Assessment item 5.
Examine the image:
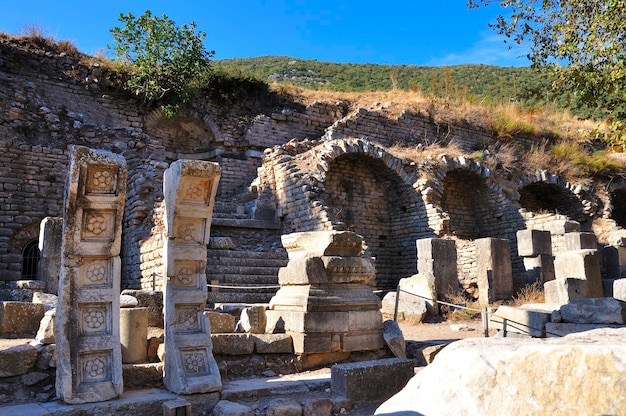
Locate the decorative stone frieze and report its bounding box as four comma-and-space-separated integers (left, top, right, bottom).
162, 159, 222, 394
55, 146, 126, 404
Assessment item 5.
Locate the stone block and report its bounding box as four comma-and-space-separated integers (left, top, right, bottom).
475, 238, 513, 305
545, 322, 625, 337
399, 272, 438, 315
122, 362, 164, 390
554, 249, 603, 297
0, 344, 38, 377
564, 232, 597, 251
204, 311, 235, 333
281, 231, 364, 259
516, 229, 552, 257
32, 292, 58, 310
212, 400, 254, 416
211, 333, 255, 355
416, 238, 458, 296
559, 297, 626, 324
380, 291, 427, 324
252, 334, 293, 354
490, 305, 551, 337
383, 320, 406, 358
544, 278, 588, 304
36, 344, 56, 370
266, 399, 302, 416
604, 246, 626, 279
331, 358, 414, 402
35, 308, 56, 344
522, 254, 555, 284
238, 305, 267, 334
0, 301, 47, 335
614, 278, 626, 301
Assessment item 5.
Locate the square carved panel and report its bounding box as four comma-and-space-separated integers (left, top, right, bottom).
85, 165, 119, 195
81, 209, 116, 241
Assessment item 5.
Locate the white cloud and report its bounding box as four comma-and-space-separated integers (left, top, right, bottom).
429, 32, 530, 67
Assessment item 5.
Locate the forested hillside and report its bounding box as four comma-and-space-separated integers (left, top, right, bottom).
214, 56, 567, 112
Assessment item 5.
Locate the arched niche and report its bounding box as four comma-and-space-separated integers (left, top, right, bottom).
21, 240, 40, 280
519, 182, 584, 222
324, 153, 428, 291
441, 168, 501, 239
610, 187, 626, 227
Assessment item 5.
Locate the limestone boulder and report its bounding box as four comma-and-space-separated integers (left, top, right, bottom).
0, 344, 38, 377
0, 301, 47, 335
381, 291, 427, 324
35, 308, 56, 344
559, 297, 626, 324
375, 328, 626, 415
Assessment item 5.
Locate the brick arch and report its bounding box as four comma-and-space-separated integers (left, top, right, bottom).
312, 138, 418, 187
289, 138, 435, 290
145, 108, 221, 156
516, 171, 592, 222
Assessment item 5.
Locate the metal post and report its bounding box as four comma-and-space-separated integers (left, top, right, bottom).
393, 285, 400, 322
481, 307, 489, 337
152, 272, 156, 291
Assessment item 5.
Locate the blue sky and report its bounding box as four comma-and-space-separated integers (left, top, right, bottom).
0, 1, 529, 67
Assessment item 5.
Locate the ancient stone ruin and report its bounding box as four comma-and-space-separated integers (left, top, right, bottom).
55, 145, 126, 404
2, 36, 626, 414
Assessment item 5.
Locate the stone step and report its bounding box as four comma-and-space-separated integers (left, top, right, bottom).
206, 255, 287, 268
220, 369, 331, 401
212, 217, 281, 230
207, 249, 287, 260
220, 274, 279, 285
208, 291, 277, 305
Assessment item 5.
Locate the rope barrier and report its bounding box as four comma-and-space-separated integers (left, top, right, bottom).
207, 283, 281, 290
394, 285, 563, 337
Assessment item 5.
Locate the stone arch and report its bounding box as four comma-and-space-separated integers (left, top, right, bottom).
441, 168, 505, 239
311, 139, 433, 291
518, 180, 586, 223
145, 108, 221, 158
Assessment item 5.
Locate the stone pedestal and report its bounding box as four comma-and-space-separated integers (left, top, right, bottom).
416, 238, 457, 298
266, 231, 383, 356
516, 229, 552, 257
120, 307, 148, 364
544, 278, 588, 304
37, 217, 63, 295
475, 238, 513, 305
517, 230, 554, 285
162, 159, 221, 394
564, 232, 597, 251
55, 146, 126, 404
554, 249, 602, 297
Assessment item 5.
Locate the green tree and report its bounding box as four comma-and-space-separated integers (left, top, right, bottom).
468, 0, 626, 128
109, 10, 214, 116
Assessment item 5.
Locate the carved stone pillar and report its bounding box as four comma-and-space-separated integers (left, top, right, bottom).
163, 160, 222, 394
55, 146, 126, 404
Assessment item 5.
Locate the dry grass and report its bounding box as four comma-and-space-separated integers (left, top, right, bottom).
510, 282, 545, 306
386, 141, 466, 165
